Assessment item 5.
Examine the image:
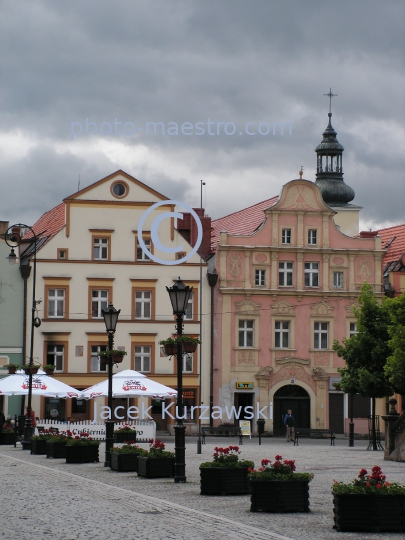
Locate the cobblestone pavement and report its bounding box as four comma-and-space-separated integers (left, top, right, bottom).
1, 437, 404, 540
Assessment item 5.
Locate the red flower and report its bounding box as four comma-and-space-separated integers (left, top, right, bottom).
274, 454, 282, 461
376, 483, 382, 489
358, 468, 367, 477
366, 482, 370, 487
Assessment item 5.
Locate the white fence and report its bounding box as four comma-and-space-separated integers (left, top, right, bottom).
36, 419, 156, 442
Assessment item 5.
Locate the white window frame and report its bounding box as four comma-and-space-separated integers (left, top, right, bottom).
91, 290, 108, 318
46, 344, 64, 371
135, 345, 151, 372
238, 320, 254, 347
349, 322, 357, 336
184, 291, 194, 320
90, 345, 107, 372
255, 269, 266, 287
305, 262, 319, 287
137, 238, 151, 261
314, 322, 328, 349
182, 353, 193, 373
279, 261, 293, 287
48, 289, 65, 318
308, 229, 317, 245
93, 237, 108, 260
281, 229, 291, 244
135, 291, 152, 319
275, 321, 290, 348
333, 271, 344, 289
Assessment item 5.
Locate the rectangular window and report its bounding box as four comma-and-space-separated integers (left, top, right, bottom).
182, 353, 193, 373
308, 230, 317, 245
48, 289, 65, 318
46, 344, 64, 371
333, 271, 344, 289
279, 262, 293, 286
93, 238, 108, 260
275, 321, 290, 348
255, 269, 266, 286
135, 291, 151, 319
349, 322, 357, 336
91, 290, 108, 318
305, 262, 319, 287
137, 238, 151, 261
238, 320, 254, 347
184, 291, 194, 320
90, 345, 107, 372
135, 346, 151, 372
281, 229, 291, 244
314, 322, 328, 349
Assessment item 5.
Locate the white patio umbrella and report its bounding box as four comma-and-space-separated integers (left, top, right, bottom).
0, 371, 81, 398
81, 369, 177, 399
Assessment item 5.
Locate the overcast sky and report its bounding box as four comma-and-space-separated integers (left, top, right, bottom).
1, 0, 404, 232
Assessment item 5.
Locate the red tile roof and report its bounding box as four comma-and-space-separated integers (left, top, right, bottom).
23, 202, 65, 250
376, 223, 405, 265
211, 196, 278, 250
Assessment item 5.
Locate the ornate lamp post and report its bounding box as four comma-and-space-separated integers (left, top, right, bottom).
5, 224, 41, 450
101, 302, 120, 467
166, 277, 193, 483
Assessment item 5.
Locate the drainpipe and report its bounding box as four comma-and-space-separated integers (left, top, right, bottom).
207, 270, 218, 428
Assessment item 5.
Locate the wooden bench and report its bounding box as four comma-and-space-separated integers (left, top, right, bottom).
294, 428, 335, 446
201, 426, 243, 445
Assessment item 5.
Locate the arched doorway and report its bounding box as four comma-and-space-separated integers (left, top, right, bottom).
273, 385, 310, 435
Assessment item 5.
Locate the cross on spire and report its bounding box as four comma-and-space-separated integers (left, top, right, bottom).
323, 88, 338, 114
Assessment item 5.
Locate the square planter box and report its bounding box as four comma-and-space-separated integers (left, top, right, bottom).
137, 457, 175, 478
113, 431, 137, 444
46, 441, 67, 459
200, 467, 251, 495
30, 438, 48, 455
333, 493, 405, 532
0, 432, 16, 445
110, 452, 140, 472
250, 480, 310, 512
65, 444, 100, 463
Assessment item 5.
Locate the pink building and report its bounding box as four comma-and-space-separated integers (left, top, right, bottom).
210, 112, 385, 435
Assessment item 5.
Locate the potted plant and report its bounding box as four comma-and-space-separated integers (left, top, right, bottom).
44, 364, 56, 375
200, 445, 254, 495
31, 429, 54, 454
332, 466, 405, 532
65, 432, 100, 463
159, 335, 201, 356
113, 424, 137, 443
0, 420, 17, 445
3, 363, 20, 374
110, 443, 147, 472
137, 439, 175, 478
332, 382, 342, 391
46, 431, 70, 459
98, 349, 127, 364
249, 454, 314, 512
24, 363, 42, 375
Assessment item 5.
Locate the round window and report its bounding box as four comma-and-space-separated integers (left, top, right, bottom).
112, 182, 127, 197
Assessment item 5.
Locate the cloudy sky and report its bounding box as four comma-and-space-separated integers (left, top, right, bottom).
1, 0, 404, 231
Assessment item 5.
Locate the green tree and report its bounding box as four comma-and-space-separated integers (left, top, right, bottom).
333, 282, 393, 450
384, 292, 405, 395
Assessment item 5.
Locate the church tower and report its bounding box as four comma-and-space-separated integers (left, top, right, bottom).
315, 90, 362, 236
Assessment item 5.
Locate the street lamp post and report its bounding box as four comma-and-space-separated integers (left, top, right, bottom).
166, 277, 193, 483
349, 393, 355, 447
101, 303, 120, 467
5, 224, 41, 450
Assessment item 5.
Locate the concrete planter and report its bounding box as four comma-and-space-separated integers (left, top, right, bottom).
137, 457, 175, 478
110, 452, 140, 472
0, 432, 16, 445
113, 431, 137, 443
46, 441, 67, 459
30, 438, 48, 455
65, 444, 100, 463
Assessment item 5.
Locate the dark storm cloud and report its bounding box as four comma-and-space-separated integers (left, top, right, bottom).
0, 0, 404, 227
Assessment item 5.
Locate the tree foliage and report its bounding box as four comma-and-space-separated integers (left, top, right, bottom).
333, 282, 393, 398
384, 292, 405, 395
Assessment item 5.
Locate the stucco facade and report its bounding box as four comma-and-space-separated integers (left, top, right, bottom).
22, 171, 210, 430
212, 179, 384, 434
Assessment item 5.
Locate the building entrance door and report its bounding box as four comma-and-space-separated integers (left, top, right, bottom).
273, 385, 310, 436
233, 392, 254, 429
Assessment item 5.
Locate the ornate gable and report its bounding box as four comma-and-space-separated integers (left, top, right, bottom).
311, 301, 334, 316
271, 300, 295, 316
235, 299, 261, 316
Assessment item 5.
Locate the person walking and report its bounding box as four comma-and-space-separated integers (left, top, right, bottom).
283, 409, 295, 442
